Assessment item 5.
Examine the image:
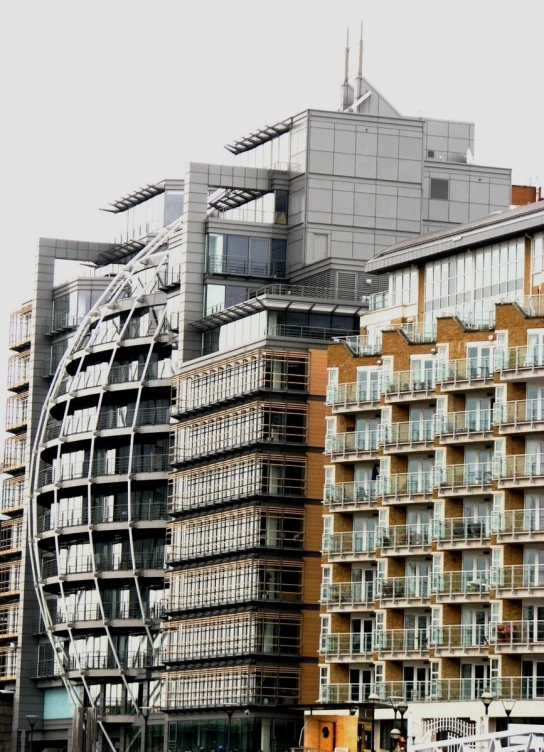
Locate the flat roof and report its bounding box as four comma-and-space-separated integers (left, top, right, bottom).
365, 200, 544, 273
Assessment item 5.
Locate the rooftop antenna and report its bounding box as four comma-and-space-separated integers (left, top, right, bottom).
341, 28, 354, 110
356, 21, 364, 98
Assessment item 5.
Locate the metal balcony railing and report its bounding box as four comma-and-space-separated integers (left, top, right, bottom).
435, 410, 492, 440
434, 463, 492, 492
383, 322, 437, 344
431, 624, 490, 651
432, 570, 491, 597
41, 551, 164, 578
320, 632, 374, 658
166, 527, 303, 563
322, 532, 377, 557
162, 579, 303, 613
375, 628, 429, 654
490, 620, 544, 649
326, 381, 380, 410
7, 354, 30, 391
323, 481, 378, 509
266, 324, 357, 342
325, 430, 379, 459
51, 603, 157, 623
494, 400, 544, 430
38, 501, 168, 532
379, 472, 433, 500
321, 677, 532, 703
206, 254, 287, 279
382, 420, 434, 450
497, 345, 544, 375
494, 564, 544, 592
368, 291, 389, 311
320, 582, 375, 607
378, 576, 430, 601
436, 357, 493, 388
333, 335, 382, 356
1, 477, 25, 512
495, 509, 544, 537
3, 435, 27, 472
379, 524, 431, 550
37, 454, 169, 487
5, 395, 28, 431
433, 517, 491, 545
384, 370, 434, 399
162, 632, 300, 662
494, 454, 544, 483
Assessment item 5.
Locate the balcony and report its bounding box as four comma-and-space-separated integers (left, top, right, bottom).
431, 624, 490, 656
320, 582, 375, 610
266, 324, 357, 342
379, 524, 431, 553
50, 602, 157, 624
323, 481, 378, 511
326, 381, 380, 413
432, 571, 491, 601
435, 410, 493, 444
5, 395, 28, 432
490, 620, 544, 652
206, 254, 287, 279
9, 305, 32, 352
434, 463, 492, 495
1, 477, 25, 513
374, 628, 429, 657
40, 551, 164, 579
384, 371, 434, 402
0, 562, 20, 596
3, 434, 27, 474
494, 400, 544, 434
320, 632, 374, 661
383, 322, 437, 344
322, 532, 376, 561
322, 677, 532, 704
378, 576, 430, 604
436, 357, 493, 391
7, 353, 30, 392
494, 565, 544, 596
495, 509, 544, 542
497, 345, 544, 380
0, 522, 23, 555
433, 517, 491, 548
325, 431, 379, 461
382, 421, 434, 452
379, 473, 433, 504
38, 501, 168, 532
37, 454, 169, 488
334, 335, 382, 357
494, 455, 544, 488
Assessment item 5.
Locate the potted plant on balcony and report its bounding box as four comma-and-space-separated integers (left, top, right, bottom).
496, 623, 514, 643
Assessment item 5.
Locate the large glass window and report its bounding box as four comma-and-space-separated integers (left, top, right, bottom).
424, 238, 524, 325
207, 235, 286, 278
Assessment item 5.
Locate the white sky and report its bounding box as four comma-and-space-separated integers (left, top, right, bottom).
1, 0, 543, 392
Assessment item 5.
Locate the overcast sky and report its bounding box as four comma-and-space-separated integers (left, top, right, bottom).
1, 0, 543, 390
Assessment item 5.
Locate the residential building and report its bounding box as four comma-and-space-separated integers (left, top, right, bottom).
315, 199, 544, 749
3, 55, 516, 751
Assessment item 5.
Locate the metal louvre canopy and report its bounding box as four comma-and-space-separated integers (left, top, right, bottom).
208, 187, 270, 212
224, 120, 292, 155
100, 183, 164, 214
98, 239, 146, 264
191, 287, 365, 332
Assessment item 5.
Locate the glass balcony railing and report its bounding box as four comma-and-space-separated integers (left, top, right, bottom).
384, 370, 434, 399
322, 531, 376, 557
434, 463, 492, 492
433, 517, 491, 545
320, 632, 374, 658
432, 624, 490, 651
379, 524, 431, 550
323, 481, 378, 509
494, 564, 544, 592
494, 400, 544, 430
326, 381, 380, 410
432, 570, 491, 598
374, 628, 429, 654
436, 357, 493, 388
495, 509, 544, 537
435, 410, 492, 440
490, 620, 544, 649
320, 582, 375, 607
379, 473, 433, 501
325, 431, 379, 459
333, 335, 382, 357
497, 345, 544, 375
494, 455, 544, 484
382, 420, 434, 450
378, 576, 430, 601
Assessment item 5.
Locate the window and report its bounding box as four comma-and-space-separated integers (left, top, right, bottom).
430, 178, 449, 200
427, 150, 435, 158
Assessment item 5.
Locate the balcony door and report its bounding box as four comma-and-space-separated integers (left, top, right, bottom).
462, 554, 490, 590
349, 667, 373, 702
524, 549, 544, 586
355, 418, 379, 451
524, 495, 544, 532
353, 516, 376, 553
522, 660, 544, 698
523, 605, 544, 643
357, 368, 380, 402
407, 459, 433, 493
461, 608, 489, 646
527, 332, 544, 367
409, 407, 434, 441
403, 665, 429, 700
464, 449, 492, 484
352, 567, 374, 603
467, 344, 492, 378
405, 613, 428, 650
466, 397, 492, 431
410, 357, 434, 388
526, 440, 544, 475
351, 617, 373, 653
461, 663, 489, 700
406, 561, 430, 597
406, 510, 431, 544
526, 386, 544, 421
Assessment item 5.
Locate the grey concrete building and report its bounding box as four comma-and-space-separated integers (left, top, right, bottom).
1, 63, 515, 752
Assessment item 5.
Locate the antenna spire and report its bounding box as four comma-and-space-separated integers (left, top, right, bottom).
344, 28, 350, 83
356, 21, 364, 98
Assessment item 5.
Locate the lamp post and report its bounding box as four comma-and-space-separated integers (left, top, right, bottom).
390, 728, 401, 752
368, 692, 380, 752
502, 700, 516, 720
397, 700, 408, 741
26, 714, 39, 752
141, 706, 151, 752
481, 691, 493, 716
225, 707, 235, 752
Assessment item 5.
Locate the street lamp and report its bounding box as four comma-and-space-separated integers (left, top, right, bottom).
225, 707, 235, 752
390, 727, 401, 752
26, 714, 39, 752
397, 700, 408, 740
481, 691, 493, 716
502, 700, 516, 720
368, 692, 380, 752
141, 706, 151, 752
